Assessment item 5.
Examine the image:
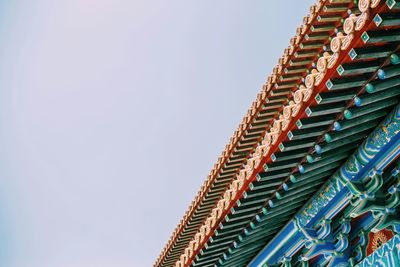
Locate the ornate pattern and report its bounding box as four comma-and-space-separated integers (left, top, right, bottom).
367, 229, 394, 255
297, 177, 343, 226
297, 104, 400, 227
356, 234, 400, 267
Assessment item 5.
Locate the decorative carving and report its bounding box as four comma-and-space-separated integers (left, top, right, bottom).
331, 33, 346, 53
317, 52, 331, 72
367, 229, 394, 255
327, 52, 339, 69
355, 12, 369, 31
341, 33, 354, 51
357, 234, 400, 267
344, 14, 358, 34
305, 69, 319, 88
358, 0, 370, 12
297, 177, 343, 226
371, 0, 381, 8
283, 101, 296, 119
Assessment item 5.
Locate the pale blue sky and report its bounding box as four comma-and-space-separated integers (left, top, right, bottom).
0, 1, 314, 266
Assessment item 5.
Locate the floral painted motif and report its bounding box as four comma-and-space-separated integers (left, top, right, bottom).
356, 234, 400, 267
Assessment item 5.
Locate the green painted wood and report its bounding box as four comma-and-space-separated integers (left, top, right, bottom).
349, 45, 395, 61
271, 88, 292, 97
307, 142, 357, 162
289, 162, 340, 183
310, 24, 335, 33
377, 64, 400, 80
271, 188, 318, 207
355, 86, 400, 106
333, 109, 387, 131
280, 74, 303, 82
298, 152, 349, 173
234, 227, 287, 248
242, 189, 277, 201
323, 5, 348, 13
277, 181, 324, 200
315, 130, 369, 154
296, 114, 337, 129
317, 14, 342, 23
271, 148, 309, 162
305, 33, 330, 41
374, 13, 400, 27
344, 97, 398, 119
362, 29, 400, 44
315, 90, 356, 104
295, 50, 319, 58
306, 103, 346, 117
337, 60, 381, 76
264, 159, 299, 172
279, 137, 317, 152
329, 118, 378, 141
387, 0, 400, 10
284, 66, 307, 75
326, 75, 368, 91
298, 44, 323, 53
283, 172, 332, 191
236, 196, 272, 208
256, 170, 291, 182
289, 59, 313, 68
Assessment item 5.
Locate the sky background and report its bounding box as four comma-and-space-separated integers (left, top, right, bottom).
0, 1, 314, 266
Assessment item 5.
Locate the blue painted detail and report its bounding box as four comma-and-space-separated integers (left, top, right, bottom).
354, 96, 362, 107
373, 14, 382, 27
283, 183, 289, 191
377, 69, 386, 80
349, 48, 357, 60
268, 200, 274, 208
334, 121, 342, 131
223, 252, 228, 260
298, 165, 305, 174
394, 224, 400, 234
287, 131, 294, 140
248, 222, 297, 267
315, 144, 322, 154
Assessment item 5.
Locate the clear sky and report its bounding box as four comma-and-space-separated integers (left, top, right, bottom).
0, 1, 314, 266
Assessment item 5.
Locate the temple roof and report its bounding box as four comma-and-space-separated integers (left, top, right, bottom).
155, 0, 400, 266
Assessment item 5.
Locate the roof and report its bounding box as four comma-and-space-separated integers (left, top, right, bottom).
155, 0, 400, 266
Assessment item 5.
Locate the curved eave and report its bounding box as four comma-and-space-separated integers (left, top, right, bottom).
185, 1, 400, 266
154, 0, 400, 266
